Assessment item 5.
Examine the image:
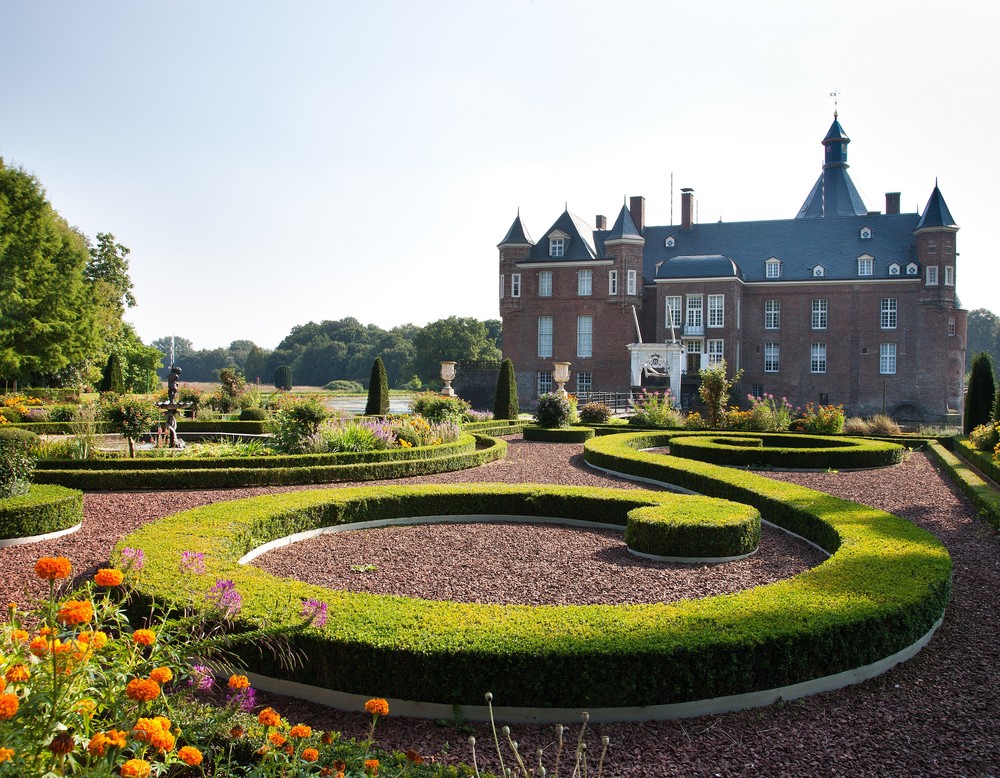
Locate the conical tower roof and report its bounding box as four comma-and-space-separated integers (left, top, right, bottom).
915, 184, 957, 231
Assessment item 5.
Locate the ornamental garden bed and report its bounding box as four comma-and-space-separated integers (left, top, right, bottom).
665, 432, 905, 469
0, 484, 84, 544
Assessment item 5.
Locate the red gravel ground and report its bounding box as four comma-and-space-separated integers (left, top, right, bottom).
2, 440, 998, 776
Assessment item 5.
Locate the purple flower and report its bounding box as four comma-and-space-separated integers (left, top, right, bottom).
228, 685, 257, 713
189, 664, 214, 691
120, 547, 145, 572
180, 550, 206, 574
301, 598, 329, 628
206, 578, 242, 617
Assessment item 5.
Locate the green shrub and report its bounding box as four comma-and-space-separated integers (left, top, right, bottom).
628, 390, 683, 428
98, 352, 126, 394
579, 402, 611, 424
968, 423, 1000, 453
273, 365, 293, 391
493, 358, 519, 420
100, 395, 155, 458
964, 352, 996, 434
238, 407, 268, 421
0, 427, 40, 497
324, 379, 365, 393
47, 404, 77, 422
409, 392, 469, 424
534, 393, 571, 428
322, 424, 386, 453
0, 484, 82, 540
698, 359, 743, 427
365, 357, 390, 416
268, 399, 329, 454
625, 501, 760, 559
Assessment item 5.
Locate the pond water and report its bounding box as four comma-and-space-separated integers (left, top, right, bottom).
325, 394, 414, 416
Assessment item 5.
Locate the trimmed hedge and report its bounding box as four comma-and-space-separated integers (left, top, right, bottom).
625, 502, 760, 559
35, 435, 505, 491
927, 440, 1000, 530
668, 433, 905, 469
523, 425, 595, 443
0, 484, 83, 540
119, 446, 950, 709
952, 436, 1000, 486
462, 419, 528, 436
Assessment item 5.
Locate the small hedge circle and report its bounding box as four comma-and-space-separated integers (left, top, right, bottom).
119, 467, 949, 713
522, 425, 595, 443
667, 432, 905, 469
625, 502, 760, 560
0, 484, 84, 544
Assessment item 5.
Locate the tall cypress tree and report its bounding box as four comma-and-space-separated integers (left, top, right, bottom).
493, 358, 519, 419
98, 352, 125, 394
964, 352, 996, 433
365, 357, 389, 416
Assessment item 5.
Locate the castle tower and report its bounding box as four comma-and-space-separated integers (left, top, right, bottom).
796, 116, 868, 218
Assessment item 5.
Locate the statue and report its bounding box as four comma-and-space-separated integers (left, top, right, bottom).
167, 365, 182, 404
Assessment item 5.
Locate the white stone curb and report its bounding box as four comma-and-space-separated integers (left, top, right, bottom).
0, 522, 82, 548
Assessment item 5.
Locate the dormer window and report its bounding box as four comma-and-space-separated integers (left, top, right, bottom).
765, 258, 781, 279
906, 262, 919, 276
857, 255, 874, 276
665, 236, 676, 248
813, 265, 825, 277
860, 227, 873, 239
549, 238, 565, 258
888, 263, 900, 276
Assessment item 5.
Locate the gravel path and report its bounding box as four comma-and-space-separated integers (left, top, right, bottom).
2, 440, 998, 776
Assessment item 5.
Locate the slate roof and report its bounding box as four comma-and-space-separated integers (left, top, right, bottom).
524, 210, 598, 262
796, 118, 868, 219
497, 214, 534, 246
655, 254, 744, 280
915, 185, 957, 230
604, 205, 643, 242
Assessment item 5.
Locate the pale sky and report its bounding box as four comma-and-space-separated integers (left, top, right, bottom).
3, 1, 997, 350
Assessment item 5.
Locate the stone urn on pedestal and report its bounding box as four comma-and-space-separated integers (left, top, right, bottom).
553, 361, 572, 398
440, 361, 458, 397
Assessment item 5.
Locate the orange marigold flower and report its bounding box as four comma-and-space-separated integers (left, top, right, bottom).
49, 731, 75, 755
106, 729, 127, 749
77, 631, 109, 649
364, 698, 389, 717
149, 667, 173, 685
302, 747, 319, 762
333, 759, 347, 771
0, 679, 5, 694
364, 758, 380, 775
227, 674, 250, 690
319, 768, 333, 778
178, 746, 203, 766
320, 730, 333, 745
125, 678, 160, 702
56, 600, 93, 627
0, 747, 12, 763
74, 699, 97, 717
230, 725, 245, 739
268, 732, 287, 747
5, 665, 28, 683
288, 724, 311, 739
9, 629, 28, 643
94, 568, 124, 587
88, 733, 109, 756
0, 694, 18, 720
149, 729, 175, 752
257, 707, 281, 727
30, 636, 51, 656
406, 748, 425, 764
132, 629, 156, 646
35, 556, 72, 580
120, 758, 151, 778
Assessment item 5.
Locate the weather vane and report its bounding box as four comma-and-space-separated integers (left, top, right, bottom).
830, 90, 840, 118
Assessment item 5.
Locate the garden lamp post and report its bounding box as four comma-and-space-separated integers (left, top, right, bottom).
553, 361, 571, 397
440, 361, 457, 397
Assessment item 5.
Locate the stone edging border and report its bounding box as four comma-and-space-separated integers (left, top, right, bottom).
0, 522, 82, 548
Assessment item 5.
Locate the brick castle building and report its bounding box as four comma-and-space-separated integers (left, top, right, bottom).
497, 116, 966, 423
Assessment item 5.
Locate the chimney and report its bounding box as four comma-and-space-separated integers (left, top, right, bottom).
595, 214, 607, 230
629, 195, 645, 232
681, 188, 694, 230
885, 192, 900, 215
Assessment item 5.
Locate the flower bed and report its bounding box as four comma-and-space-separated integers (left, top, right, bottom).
118, 471, 949, 713
34, 434, 505, 491
667, 432, 905, 469
0, 484, 83, 542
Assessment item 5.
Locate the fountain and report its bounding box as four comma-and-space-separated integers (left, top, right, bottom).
155, 338, 193, 448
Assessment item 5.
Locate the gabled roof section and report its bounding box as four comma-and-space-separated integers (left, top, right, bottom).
604, 205, 643, 242
525, 209, 599, 262
915, 185, 958, 231
497, 213, 534, 247
655, 254, 743, 281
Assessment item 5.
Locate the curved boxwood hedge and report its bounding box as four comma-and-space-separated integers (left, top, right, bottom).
522, 425, 595, 443
462, 419, 529, 437
118, 453, 949, 709
0, 484, 83, 541
667, 432, 904, 469
625, 501, 759, 559
928, 440, 1000, 530
34, 434, 505, 491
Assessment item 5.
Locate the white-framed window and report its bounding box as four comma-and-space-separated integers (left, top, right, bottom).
945, 266, 954, 286
539, 270, 552, 297
858, 256, 873, 276
889, 263, 900, 276
906, 262, 918, 276
549, 238, 564, 258
511, 273, 521, 298
880, 343, 897, 375
881, 298, 897, 329
707, 339, 724, 365
811, 299, 828, 330
686, 295, 703, 329
765, 258, 781, 278
627, 269, 637, 295
926, 266, 939, 286
537, 316, 553, 358
538, 370, 553, 395
813, 265, 825, 277
764, 342, 779, 373
708, 294, 725, 328
577, 269, 592, 296
765, 300, 780, 330
665, 296, 682, 328
499, 275, 504, 299
948, 316, 956, 336
576, 371, 592, 396
810, 342, 827, 374
608, 270, 618, 296
577, 315, 593, 358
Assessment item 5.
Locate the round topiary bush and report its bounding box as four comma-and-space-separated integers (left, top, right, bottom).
0, 427, 40, 498
239, 407, 268, 421
534, 393, 571, 428
579, 402, 612, 424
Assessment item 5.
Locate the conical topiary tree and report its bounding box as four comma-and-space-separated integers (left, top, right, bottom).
98, 352, 125, 394
273, 365, 293, 391
964, 352, 996, 434
365, 357, 389, 416
493, 358, 519, 420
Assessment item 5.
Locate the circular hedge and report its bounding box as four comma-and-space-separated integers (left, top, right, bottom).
625, 502, 759, 560
0, 484, 83, 543
118, 468, 949, 712
522, 425, 595, 443
667, 432, 904, 469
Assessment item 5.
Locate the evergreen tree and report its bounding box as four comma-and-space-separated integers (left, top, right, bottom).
98, 352, 125, 394
274, 365, 293, 391
493, 358, 519, 419
994, 388, 1000, 424
365, 357, 389, 416
964, 352, 996, 434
